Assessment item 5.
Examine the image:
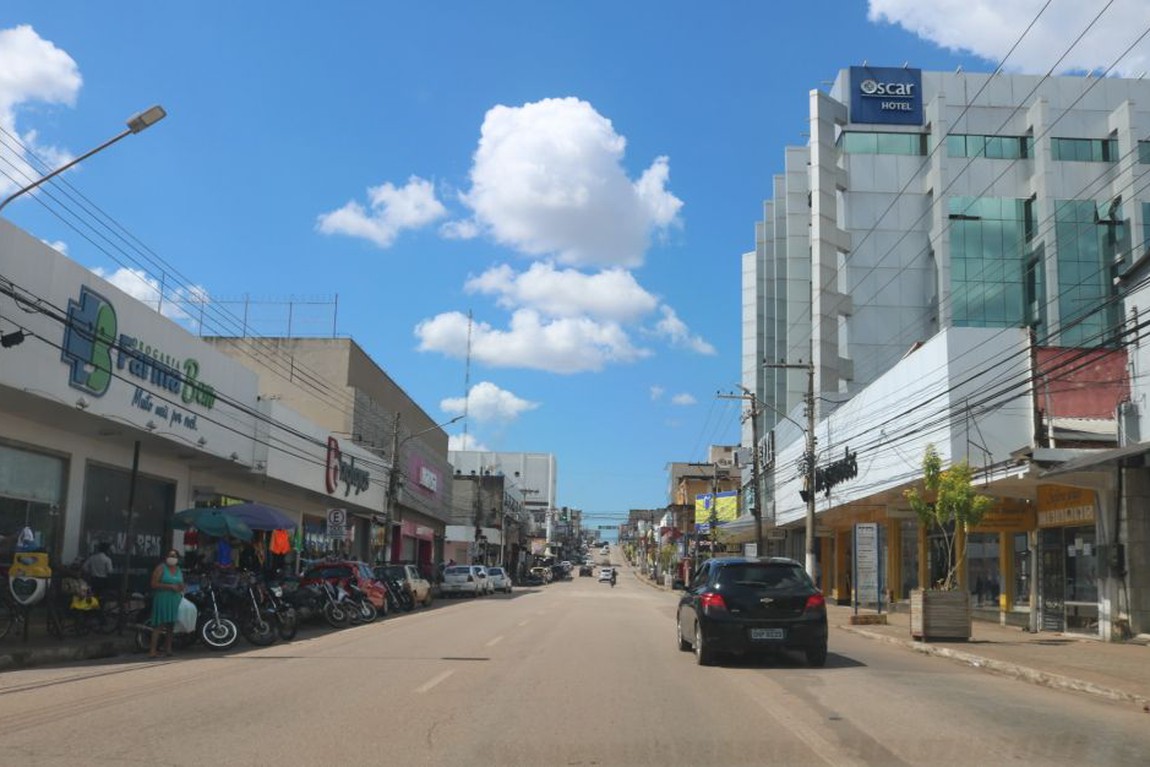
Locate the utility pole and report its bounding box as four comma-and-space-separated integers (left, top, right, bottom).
722, 388, 765, 557
765, 360, 818, 582
382, 412, 402, 564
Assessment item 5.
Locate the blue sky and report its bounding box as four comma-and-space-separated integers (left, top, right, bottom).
1, 1, 1142, 526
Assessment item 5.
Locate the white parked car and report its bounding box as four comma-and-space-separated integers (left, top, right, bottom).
442, 565, 483, 597
486, 566, 512, 594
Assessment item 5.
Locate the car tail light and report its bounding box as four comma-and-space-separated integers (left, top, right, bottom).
805, 593, 826, 612
700, 592, 727, 613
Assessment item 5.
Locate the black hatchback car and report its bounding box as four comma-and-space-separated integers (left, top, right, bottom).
675, 557, 828, 667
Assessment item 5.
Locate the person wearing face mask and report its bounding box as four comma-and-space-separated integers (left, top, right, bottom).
148, 549, 185, 658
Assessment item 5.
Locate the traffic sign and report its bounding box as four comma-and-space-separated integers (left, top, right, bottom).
327, 508, 347, 540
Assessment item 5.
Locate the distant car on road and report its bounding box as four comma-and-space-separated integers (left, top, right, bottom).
598, 567, 614, 583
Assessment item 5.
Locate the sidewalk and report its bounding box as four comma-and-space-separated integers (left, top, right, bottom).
0, 618, 137, 672
830, 603, 1150, 711
631, 568, 1150, 711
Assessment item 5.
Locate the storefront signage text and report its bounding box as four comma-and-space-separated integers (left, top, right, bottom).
325, 437, 370, 497
801, 447, 859, 500
850, 66, 923, 125
62, 285, 219, 412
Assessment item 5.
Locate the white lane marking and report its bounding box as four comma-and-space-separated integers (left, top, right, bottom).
414, 669, 455, 694
485, 635, 504, 647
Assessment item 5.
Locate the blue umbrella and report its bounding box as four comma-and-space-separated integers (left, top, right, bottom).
172, 508, 253, 541
215, 502, 298, 531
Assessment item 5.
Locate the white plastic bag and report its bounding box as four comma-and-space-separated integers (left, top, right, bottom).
176, 597, 198, 634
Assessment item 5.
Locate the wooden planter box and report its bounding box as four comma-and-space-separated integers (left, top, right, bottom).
910, 588, 971, 641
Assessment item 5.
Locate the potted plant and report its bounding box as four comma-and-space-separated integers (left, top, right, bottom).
903, 444, 993, 641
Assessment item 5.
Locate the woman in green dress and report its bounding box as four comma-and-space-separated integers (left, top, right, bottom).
148, 549, 185, 657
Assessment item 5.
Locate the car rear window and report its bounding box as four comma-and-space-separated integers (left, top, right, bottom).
488, 568, 504, 576
445, 566, 471, 575
716, 563, 812, 591
377, 565, 405, 579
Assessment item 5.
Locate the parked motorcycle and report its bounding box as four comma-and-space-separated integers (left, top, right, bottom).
186, 575, 240, 651
344, 579, 379, 624
381, 577, 414, 613
280, 579, 326, 624
318, 579, 353, 629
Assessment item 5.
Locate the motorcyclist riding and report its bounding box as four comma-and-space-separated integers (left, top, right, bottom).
610, 568, 617, 587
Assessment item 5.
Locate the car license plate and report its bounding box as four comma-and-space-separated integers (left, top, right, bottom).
750, 628, 785, 641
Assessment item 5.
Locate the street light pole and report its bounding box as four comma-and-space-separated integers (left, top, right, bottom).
0, 105, 166, 213
765, 360, 818, 581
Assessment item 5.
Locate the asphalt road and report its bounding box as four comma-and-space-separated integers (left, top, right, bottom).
1, 554, 1148, 766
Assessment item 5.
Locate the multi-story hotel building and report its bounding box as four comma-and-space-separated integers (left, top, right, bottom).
741, 66, 1150, 639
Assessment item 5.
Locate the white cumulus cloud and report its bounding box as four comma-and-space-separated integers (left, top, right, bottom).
650, 306, 716, 355
0, 26, 81, 200
650, 385, 665, 401
41, 239, 67, 255
91, 266, 209, 322
441, 381, 539, 423
414, 309, 650, 374
449, 433, 489, 452
869, 0, 1150, 76
317, 175, 447, 248
671, 393, 697, 406
459, 97, 682, 268
465, 262, 658, 322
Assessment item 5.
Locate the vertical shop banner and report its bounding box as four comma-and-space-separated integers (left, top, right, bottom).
854, 522, 881, 610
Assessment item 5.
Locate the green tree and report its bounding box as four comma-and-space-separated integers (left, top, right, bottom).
903, 444, 993, 591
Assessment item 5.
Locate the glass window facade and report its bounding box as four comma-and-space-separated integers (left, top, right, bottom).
947, 134, 1032, 159
80, 463, 176, 593
1053, 200, 1124, 347
948, 197, 1040, 330
1051, 137, 1118, 162
840, 131, 927, 156
1139, 141, 1150, 164
0, 444, 67, 564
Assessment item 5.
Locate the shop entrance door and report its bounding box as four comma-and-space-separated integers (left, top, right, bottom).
1039, 528, 1065, 632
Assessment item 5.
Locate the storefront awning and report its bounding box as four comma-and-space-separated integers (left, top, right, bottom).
1040, 441, 1150, 477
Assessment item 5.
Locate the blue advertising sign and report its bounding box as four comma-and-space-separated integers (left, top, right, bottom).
849, 66, 923, 125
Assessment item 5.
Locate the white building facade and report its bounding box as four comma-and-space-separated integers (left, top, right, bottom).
742, 66, 1150, 639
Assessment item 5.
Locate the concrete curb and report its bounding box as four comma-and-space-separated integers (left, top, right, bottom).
0, 636, 132, 672
839, 623, 1150, 711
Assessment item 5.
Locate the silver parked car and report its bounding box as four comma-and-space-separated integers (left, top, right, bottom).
441, 565, 483, 597
486, 566, 512, 594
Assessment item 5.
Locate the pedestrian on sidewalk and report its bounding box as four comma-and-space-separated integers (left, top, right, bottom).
81, 542, 115, 599
148, 549, 185, 658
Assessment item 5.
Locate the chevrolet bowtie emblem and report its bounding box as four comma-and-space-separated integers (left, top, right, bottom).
760, 597, 774, 605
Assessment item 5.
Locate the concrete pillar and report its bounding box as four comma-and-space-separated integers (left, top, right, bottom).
888, 519, 902, 603
1000, 531, 1014, 620
835, 529, 849, 604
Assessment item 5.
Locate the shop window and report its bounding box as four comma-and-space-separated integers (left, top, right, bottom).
80, 463, 175, 593
0, 445, 66, 564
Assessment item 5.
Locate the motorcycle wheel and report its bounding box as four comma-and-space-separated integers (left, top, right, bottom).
133, 624, 151, 653
276, 608, 298, 640
200, 617, 240, 650
322, 602, 350, 629
243, 614, 277, 646
357, 600, 379, 623
401, 592, 415, 612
